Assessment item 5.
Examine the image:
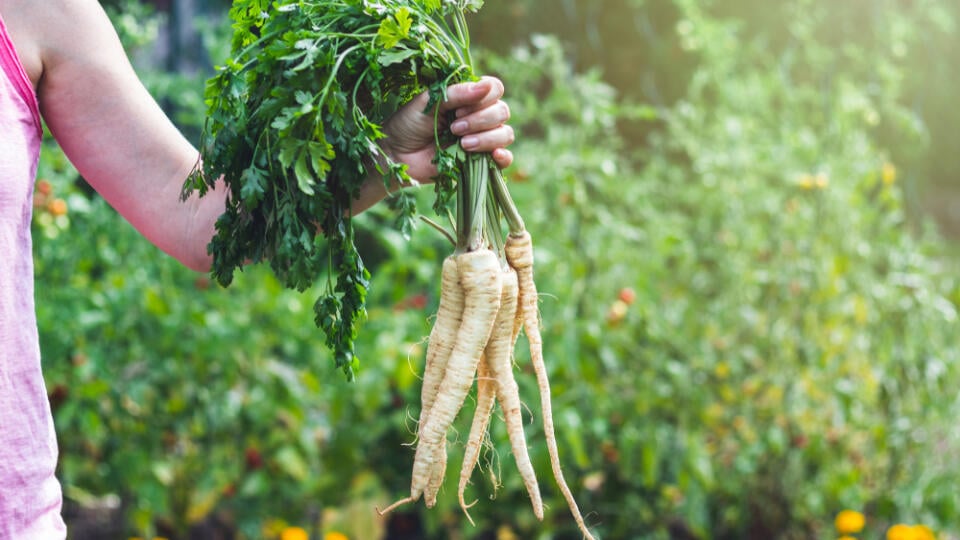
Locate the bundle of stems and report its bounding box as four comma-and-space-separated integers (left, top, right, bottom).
186, 1, 597, 536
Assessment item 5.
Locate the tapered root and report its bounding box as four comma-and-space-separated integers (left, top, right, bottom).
458, 354, 497, 525
487, 268, 543, 520
387, 249, 503, 519
507, 231, 598, 539
421, 257, 464, 507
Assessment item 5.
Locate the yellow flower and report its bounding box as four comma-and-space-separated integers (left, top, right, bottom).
838, 536, 858, 540
281, 527, 309, 540
882, 162, 897, 186
324, 533, 349, 540
497, 525, 519, 540
885, 524, 937, 540
835, 510, 866, 534
887, 524, 914, 540
798, 173, 816, 190
912, 525, 936, 540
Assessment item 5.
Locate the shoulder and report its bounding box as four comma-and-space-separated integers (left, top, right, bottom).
0, 0, 117, 88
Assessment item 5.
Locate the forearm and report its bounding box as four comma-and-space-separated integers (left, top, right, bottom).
181, 156, 399, 273
349, 150, 422, 216
28, 0, 225, 272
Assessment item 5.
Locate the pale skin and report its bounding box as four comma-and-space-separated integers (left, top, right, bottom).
1, 0, 515, 271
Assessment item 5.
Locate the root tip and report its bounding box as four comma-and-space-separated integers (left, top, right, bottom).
377, 496, 416, 516
460, 502, 477, 526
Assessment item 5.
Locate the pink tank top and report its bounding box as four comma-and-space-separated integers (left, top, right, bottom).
0, 12, 67, 539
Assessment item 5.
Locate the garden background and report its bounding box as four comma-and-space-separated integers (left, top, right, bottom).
33, 0, 960, 539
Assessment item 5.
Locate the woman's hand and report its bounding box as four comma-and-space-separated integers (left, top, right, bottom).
381, 76, 515, 182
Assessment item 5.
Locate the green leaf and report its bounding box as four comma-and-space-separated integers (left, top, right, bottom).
379, 47, 417, 67
274, 446, 309, 481
377, 7, 412, 49
294, 152, 315, 196
395, 7, 412, 36
278, 139, 299, 169
307, 141, 335, 179
239, 167, 266, 208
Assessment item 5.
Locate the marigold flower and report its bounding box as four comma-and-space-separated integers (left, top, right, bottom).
281, 527, 309, 540
835, 510, 866, 534
838, 536, 857, 540
886, 524, 914, 540
324, 532, 349, 540
912, 525, 936, 540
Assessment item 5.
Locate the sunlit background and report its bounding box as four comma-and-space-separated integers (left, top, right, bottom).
34, 1, 960, 539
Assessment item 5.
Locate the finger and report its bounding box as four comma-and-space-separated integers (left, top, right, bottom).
459, 124, 515, 153
440, 76, 505, 114
454, 77, 507, 118
491, 148, 514, 169
450, 101, 510, 136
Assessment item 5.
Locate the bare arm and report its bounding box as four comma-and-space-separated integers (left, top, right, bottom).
23, 0, 220, 270
16, 0, 514, 272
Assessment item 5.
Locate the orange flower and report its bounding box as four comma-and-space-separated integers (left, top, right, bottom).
886, 524, 913, 540
885, 523, 937, 540
36, 179, 53, 196
47, 198, 68, 217
912, 525, 936, 540
281, 527, 309, 540
324, 533, 349, 540
835, 510, 866, 534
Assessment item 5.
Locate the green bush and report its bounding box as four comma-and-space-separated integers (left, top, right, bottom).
478, 3, 960, 538
33, 0, 960, 539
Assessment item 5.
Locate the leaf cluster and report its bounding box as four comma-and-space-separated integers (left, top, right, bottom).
182, 0, 484, 378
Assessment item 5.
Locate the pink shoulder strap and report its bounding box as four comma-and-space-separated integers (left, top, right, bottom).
0, 11, 41, 133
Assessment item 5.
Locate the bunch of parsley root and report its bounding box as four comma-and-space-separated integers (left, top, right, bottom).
183, 1, 596, 537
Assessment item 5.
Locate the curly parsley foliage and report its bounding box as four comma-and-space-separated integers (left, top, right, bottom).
183, 0, 485, 379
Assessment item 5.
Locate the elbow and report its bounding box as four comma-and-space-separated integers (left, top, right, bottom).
183, 259, 211, 274
179, 249, 213, 274
162, 234, 212, 273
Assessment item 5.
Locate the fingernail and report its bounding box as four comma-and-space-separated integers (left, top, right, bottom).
461, 136, 479, 149
450, 120, 468, 134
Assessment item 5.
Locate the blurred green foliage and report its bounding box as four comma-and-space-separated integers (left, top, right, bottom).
33, 0, 960, 538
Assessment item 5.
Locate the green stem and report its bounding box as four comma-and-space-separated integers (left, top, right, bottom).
488, 161, 525, 234
456, 152, 489, 252
419, 215, 456, 247
485, 180, 505, 259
